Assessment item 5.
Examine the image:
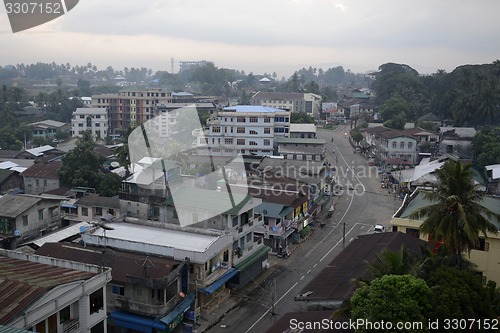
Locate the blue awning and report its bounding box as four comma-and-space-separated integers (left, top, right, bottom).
61, 202, 77, 209
199, 268, 238, 295
110, 310, 165, 333
160, 293, 195, 325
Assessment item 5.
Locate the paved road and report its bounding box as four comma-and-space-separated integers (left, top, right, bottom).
208, 126, 398, 333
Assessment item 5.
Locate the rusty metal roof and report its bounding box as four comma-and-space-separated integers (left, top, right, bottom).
36, 242, 180, 283
0, 256, 95, 324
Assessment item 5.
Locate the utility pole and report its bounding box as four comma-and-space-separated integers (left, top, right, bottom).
342, 222, 346, 248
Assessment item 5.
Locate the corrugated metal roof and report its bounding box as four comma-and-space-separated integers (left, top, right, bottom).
36, 242, 180, 283
20, 161, 62, 179
0, 256, 95, 324
0, 195, 42, 218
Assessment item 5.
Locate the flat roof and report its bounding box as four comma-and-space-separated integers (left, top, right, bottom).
275, 137, 325, 145
27, 222, 92, 248
222, 105, 286, 113
88, 222, 220, 253
289, 123, 317, 133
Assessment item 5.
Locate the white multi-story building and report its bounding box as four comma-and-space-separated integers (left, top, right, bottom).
71, 108, 108, 140
197, 105, 291, 157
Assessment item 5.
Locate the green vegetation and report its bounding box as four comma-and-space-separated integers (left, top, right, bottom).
373, 61, 500, 127
472, 127, 500, 169
409, 160, 500, 256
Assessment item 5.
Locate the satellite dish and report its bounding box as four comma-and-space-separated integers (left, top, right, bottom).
79, 226, 87, 233
14, 229, 21, 237
263, 210, 268, 215
110, 161, 120, 168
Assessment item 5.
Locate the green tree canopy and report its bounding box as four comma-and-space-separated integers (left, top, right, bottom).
409, 160, 500, 257
98, 173, 122, 197
59, 133, 105, 189
351, 274, 431, 333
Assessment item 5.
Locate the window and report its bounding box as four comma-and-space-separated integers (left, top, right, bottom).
212, 126, 221, 133
408, 142, 413, 149
246, 232, 252, 242
111, 284, 125, 295
406, 228, 420, 238
90, 321, 104, 333
264, 139, 270, 146
22, 215, 28, 227
86, 117, 92, 127
249, 130, 258, 135
237, 139, 245, 145
89, 288, 104, 314
237, 117, 246, 123
400, 142, 405, 149
237, 127, 245, 133
78, 123, 84, 127
392, 142, 397, 149
249, 117, 258, 123
249, 141, 258, 146
264, 117, 271, 123
264, 128, 271, 134
476, 238, 489, 251
59, 306, 71, 324
95, 207, 102, 216
224, 138, 233, 145
38, 209, 44, 221
232, 216, 239, 227
82, 207, 89, 216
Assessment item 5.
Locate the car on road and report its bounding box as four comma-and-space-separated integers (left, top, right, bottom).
373, 224, 386, 233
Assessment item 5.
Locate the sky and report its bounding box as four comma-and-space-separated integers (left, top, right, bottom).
1, 0, 500, 78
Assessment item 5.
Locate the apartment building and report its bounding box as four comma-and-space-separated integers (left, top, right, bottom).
71, 108, 109, 140
92, 88, 172, 132
251, 92, 322, 117
198, 105, 291, 157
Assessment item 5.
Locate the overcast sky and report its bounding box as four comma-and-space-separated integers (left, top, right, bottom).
1, 0, 500, 78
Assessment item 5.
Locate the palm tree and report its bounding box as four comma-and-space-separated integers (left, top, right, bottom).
409, 160, 500, 259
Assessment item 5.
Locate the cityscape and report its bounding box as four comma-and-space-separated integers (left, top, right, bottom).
0, 59, 499, 333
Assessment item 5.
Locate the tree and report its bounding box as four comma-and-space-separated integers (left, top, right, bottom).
290, 112, 314, 124
98, 173, 122, 197
409, 160, 500, 258
59, 133, 105, 189
351, 274, 431, 332
426, 266, 496, 320
350, 130, 363, 145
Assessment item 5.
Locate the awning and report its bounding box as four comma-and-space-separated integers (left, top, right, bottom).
110, 310, 165, 333
198, 268, 238, 295
280, 228, 295, 240
160, 293, 195, 325
61, 202, 77, 209
234, 246, 270, 272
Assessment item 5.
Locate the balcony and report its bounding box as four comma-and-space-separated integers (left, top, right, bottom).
115, 295, 180, 317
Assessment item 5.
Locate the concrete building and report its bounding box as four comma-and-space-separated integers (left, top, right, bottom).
289, 124, 317, 139
0, 194, 62, 249
71, 108, 109, 140
198, 105, 290, 157
251, 92, 322, 117
60, 194, 121, 227
36, 242, 191, 333
391, 189, 500, 286
0, 248, 111, 333
81, 221, 236, 313
275, 137, 325, 161
29, 120, 67, 140
92, 88, 173, 133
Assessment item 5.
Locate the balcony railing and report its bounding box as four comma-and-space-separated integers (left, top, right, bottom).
115, 295, 180, 317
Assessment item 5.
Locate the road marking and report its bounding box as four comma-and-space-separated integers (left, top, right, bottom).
307, 269, 311, 274
350, 238, 354, 242
300, 275, 305, 280
313, 263, 318, 268
244, 282, 298, 333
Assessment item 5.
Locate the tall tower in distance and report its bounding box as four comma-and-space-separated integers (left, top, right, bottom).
171, 58, 174, 73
